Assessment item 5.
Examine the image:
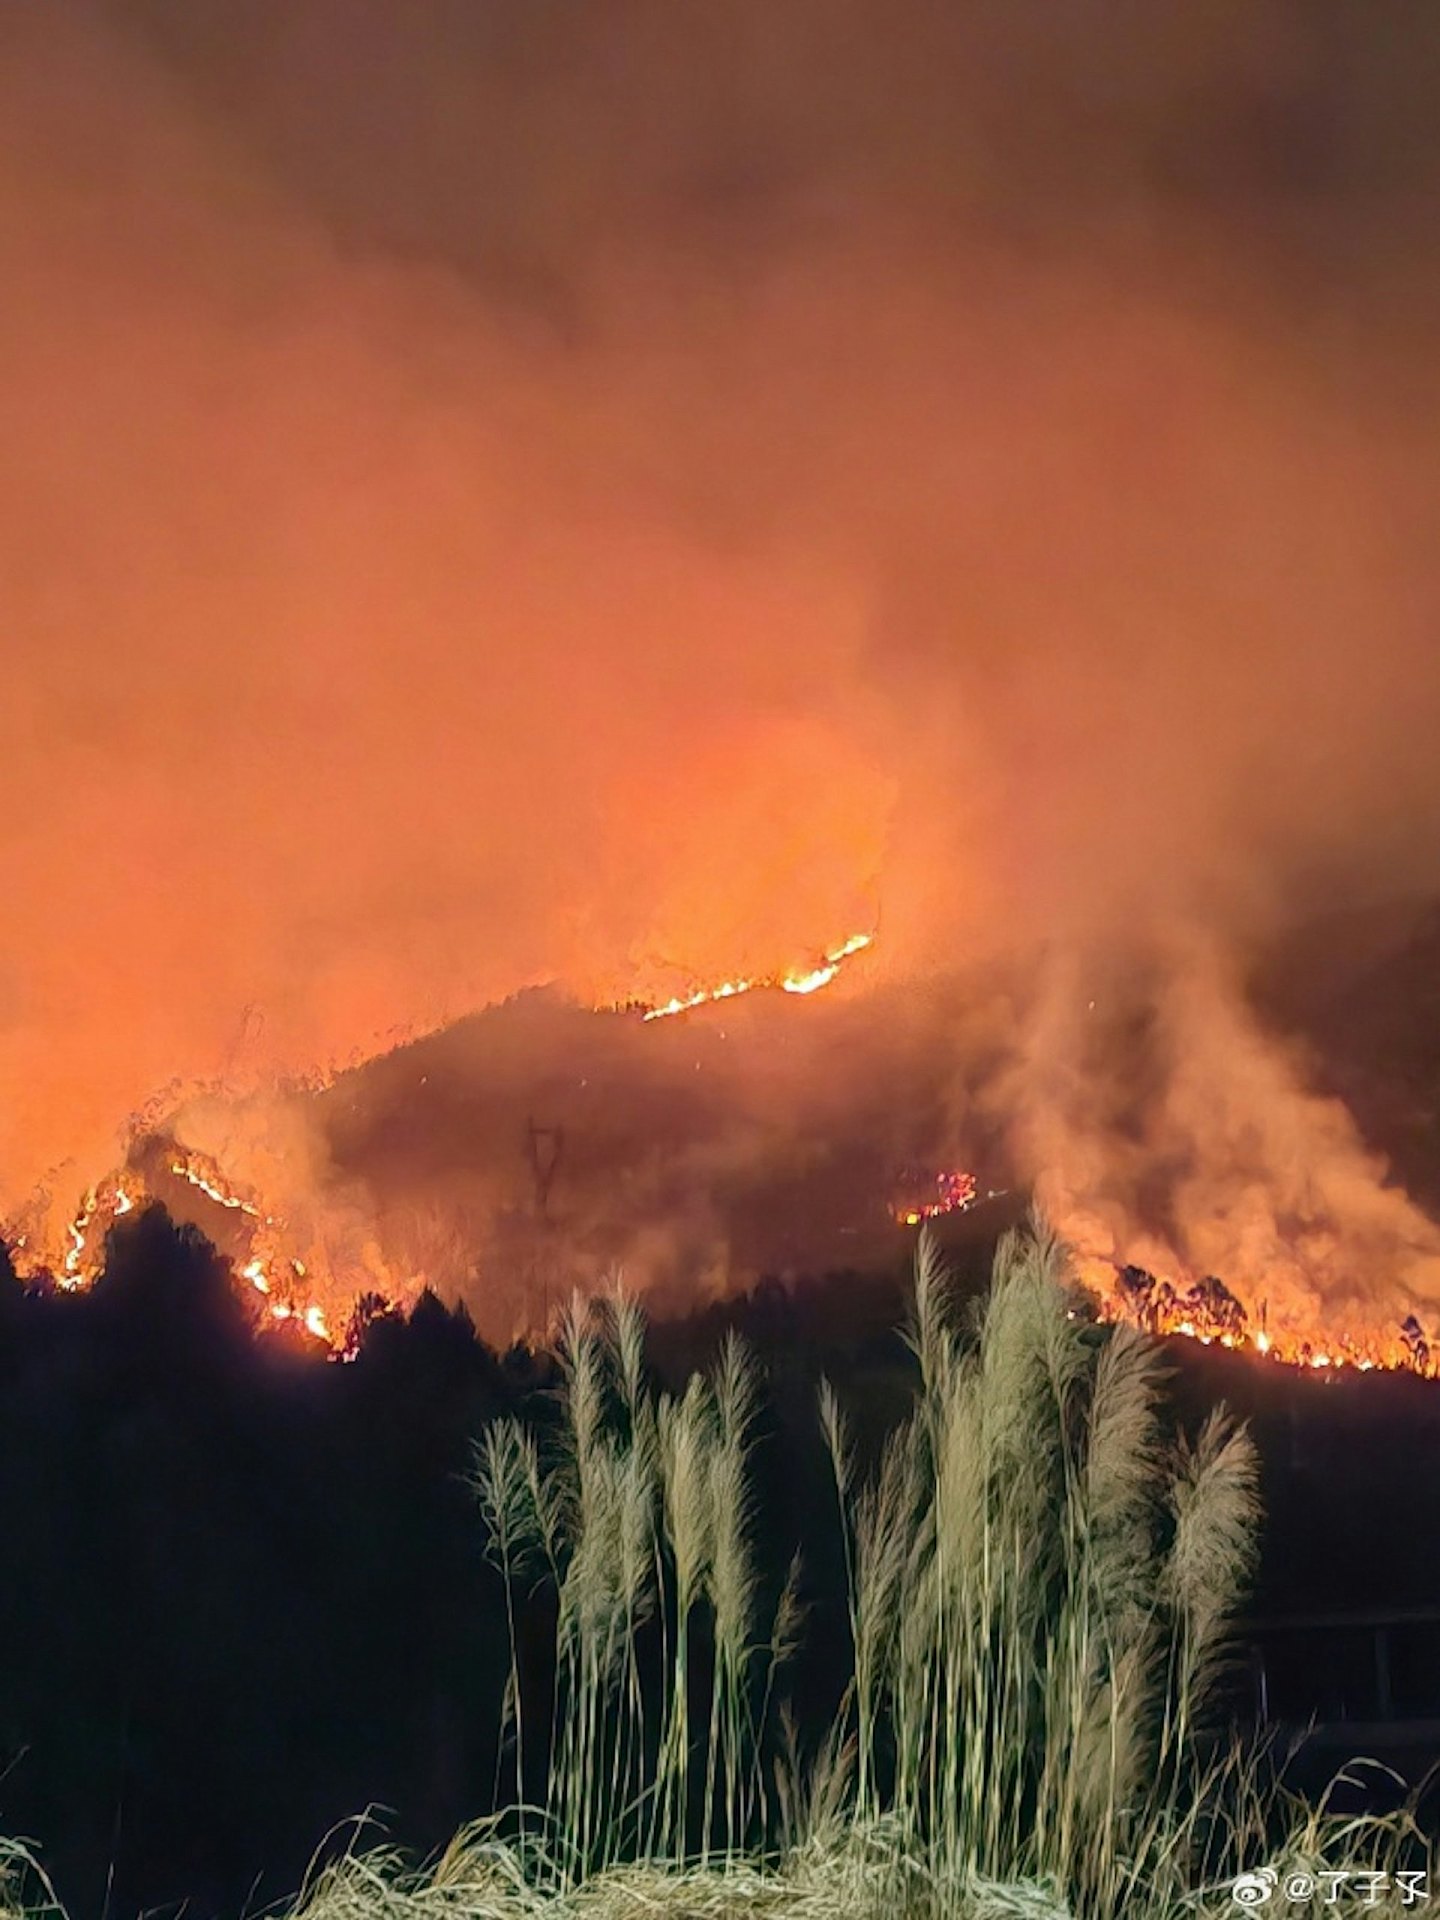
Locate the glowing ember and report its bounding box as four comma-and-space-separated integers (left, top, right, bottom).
890, 1168, 979, 1226
635, 931, 873, 1022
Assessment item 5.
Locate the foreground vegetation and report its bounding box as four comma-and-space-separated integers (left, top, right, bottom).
6, 1219, 1432, 1917
281, 1219, 1428, 1919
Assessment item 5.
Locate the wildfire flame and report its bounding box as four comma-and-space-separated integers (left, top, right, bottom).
162, 1152, 335, 1342
7, 917, 1440, 1387
890, 1168, 980, 1227
15, 1140, 1440, 1380
635, 931, 873, 1022
882, 1172, 1440, 1381
1077, 1252, 1437, 1380
8, 1149, 339, 1350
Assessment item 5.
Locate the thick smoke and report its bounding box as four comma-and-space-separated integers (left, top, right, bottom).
987, 930, 1440, 1340
5, 2, 1440, 1330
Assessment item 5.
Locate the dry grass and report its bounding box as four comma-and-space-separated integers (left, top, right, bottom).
0, 1841, 61, 1920
282, 1818, 1063, 1920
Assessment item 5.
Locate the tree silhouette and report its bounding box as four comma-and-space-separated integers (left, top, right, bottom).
91, 1204, 251, 1362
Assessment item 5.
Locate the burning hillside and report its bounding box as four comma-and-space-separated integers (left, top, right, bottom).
10, 12, 1440, 1913
1089, 1260, 1437, 1378
7, 904, 1440, 1385
627, 932, 875, 1022
3, 0, 1440, 1423
3, 928, 883, 1351
7, 1139, 336, 1346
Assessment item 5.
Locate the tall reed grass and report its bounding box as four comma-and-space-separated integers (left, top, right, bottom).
471, 1282, 798, 1880
406, 1217, 1432, 1918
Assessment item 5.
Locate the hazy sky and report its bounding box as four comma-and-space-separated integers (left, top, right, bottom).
4, 0, 1440, 1226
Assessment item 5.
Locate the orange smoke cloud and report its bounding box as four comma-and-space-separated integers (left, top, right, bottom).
989, 929, 1440, 1343
4, 3, 1440, 1334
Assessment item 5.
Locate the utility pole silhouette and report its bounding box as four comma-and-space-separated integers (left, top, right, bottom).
526, 1119, 564, 1223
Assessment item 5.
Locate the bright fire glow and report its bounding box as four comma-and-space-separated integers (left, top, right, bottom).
886, 1180, 1440, 1382
636, 931, 873, 1022
8, 1149, 343, 1352
6, 920, 1439, 1390
890, 1168, 979, 1227
168, 1162, 263, 1217
1083, 1257, 1438, 1380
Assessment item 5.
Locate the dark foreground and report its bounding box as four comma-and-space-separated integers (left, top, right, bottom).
0, 1211, 1437, 1916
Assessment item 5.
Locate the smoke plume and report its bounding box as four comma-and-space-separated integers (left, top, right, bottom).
5, 2, 1440, 1332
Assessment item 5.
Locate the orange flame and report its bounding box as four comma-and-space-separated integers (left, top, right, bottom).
1080, 1255, 1437, 1380
635, 931, 873, 1022
9, 1149, 342, 1351
884, 1177, 1438, 1381
889, 1168, 980, 1227
10, 920, 1438, 1389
